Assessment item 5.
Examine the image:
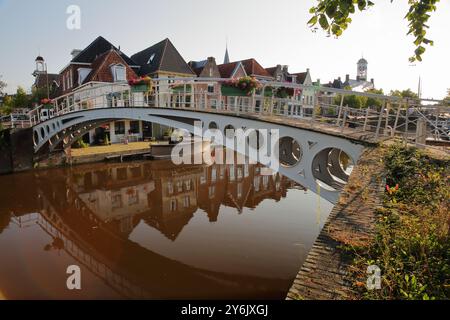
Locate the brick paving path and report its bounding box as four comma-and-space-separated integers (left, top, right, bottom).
287, 147, 386, 300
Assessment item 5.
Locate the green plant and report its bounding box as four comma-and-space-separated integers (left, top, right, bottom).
73, 138, 89, 149
345, 143, 449, 300
104, 134, 110, 146
307, 0, 440, 62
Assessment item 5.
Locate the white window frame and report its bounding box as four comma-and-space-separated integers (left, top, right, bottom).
111, 64, 127, 82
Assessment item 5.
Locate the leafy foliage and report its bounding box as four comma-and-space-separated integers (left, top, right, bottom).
0, 75, 6, 96
389, 88, 419, 99
348, 144, 449, 300
308, 0, 440, 62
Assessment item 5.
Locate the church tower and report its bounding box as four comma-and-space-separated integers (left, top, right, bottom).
33, 55, 46, 77
224, 44, 230, 64
356, 57, 368, 81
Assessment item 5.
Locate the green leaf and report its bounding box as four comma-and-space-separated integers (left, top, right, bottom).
308, 15, 318, 26
319, 14, 330, 29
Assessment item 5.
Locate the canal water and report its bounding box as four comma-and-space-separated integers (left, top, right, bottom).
0, 157, 334, 299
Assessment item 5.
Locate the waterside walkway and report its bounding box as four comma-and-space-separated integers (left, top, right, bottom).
287, 147, 386, 300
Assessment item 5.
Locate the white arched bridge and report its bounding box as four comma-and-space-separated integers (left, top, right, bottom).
4, 78, 449, 202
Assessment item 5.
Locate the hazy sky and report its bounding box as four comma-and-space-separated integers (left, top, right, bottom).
0, 0, 449, 99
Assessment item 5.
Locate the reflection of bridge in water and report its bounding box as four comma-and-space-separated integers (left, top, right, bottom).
9, 160, 307, 299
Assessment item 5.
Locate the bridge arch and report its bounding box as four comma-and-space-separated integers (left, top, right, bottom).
33, 107, 365, 203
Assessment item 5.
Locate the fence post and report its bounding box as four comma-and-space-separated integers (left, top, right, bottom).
384, 101, 391, 136
415, 118, 427, 148
363, 107, 370, 132
336, 95, 344, 127
340, 105, 348, 133
375, 100, 385, 140
392, 102, 401, 137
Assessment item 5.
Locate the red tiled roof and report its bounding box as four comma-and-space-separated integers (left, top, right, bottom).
265, 67, 277, 77
217, 62, 239, 78
218, 58, 272, 79
241, 59, 272, 78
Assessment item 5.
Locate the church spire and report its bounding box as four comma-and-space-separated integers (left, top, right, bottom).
224, 39, 230, 64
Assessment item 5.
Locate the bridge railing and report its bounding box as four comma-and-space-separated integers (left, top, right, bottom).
27, 77, 449, 149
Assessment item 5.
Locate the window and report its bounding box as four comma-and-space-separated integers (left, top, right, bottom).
147, 53, 156, 64
69, 69, 73, 88
170, 199, 177, 212
185, 180, 191, 191
128, 190, 139, 205
237, 167, 243, 180
244, 164, 249, 177
207, 84, 214, 93
112, 192, 122, 209
78, 68, 92, 85
183, 196, 190, 208
254, 176, 260, 192
115, 121, 125, 135
129, 121, 140, 134
237, 183, 243, 199
229, 165, 235, 181
209, 186, 215, 199
167, 182, 174, 195
111, 64, 126, 82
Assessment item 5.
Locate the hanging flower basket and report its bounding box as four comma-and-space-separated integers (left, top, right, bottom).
257, 86, 274, 97
221, 76, 261, 96
275, 86, 295, 98
40, 98, 54, 109
129, 76, 153, 93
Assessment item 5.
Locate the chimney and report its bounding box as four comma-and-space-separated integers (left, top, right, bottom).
71, 49, 82, 59
371, 78, 374, 84
207, 57, 216, 63
316, 79, 321, 85
345, 74, 350, 83
282, 65, 288, 73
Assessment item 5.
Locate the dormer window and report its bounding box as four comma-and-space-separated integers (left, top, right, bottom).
111, 64, 126, 82
147, 53, 156, 65
78, 68, 92, 85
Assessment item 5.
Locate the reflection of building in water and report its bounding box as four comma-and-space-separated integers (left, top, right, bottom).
60, 161, 304, 241
145, 163, 202, 240
69, 163, 155, 235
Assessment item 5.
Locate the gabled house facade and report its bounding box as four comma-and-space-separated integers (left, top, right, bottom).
56, 36, 149, 144
59, 36, 140, 95
131, 38, 195, 136
189, 57, 222, 109
131, 38, 195, 79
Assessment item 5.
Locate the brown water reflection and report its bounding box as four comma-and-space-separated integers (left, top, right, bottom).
0, 159, 333, 299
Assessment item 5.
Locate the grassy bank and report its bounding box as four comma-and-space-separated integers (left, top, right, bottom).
347, 144, 449, 300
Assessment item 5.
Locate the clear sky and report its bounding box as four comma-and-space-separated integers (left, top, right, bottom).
0, 0, 449, 99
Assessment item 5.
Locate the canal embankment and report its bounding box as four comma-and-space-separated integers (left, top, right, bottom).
288, 143, 449, 300
0, 128, 34, 174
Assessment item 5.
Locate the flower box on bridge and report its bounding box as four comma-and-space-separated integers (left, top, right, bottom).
40, 98, 54, 109
129, 76, 153, 93
221, 86, 249, 97
130, 84, 150, 93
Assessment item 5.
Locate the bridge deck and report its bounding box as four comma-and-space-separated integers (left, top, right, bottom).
235, 113, 379, 144
287, 147, 386, 300
151, 107, 381, 144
